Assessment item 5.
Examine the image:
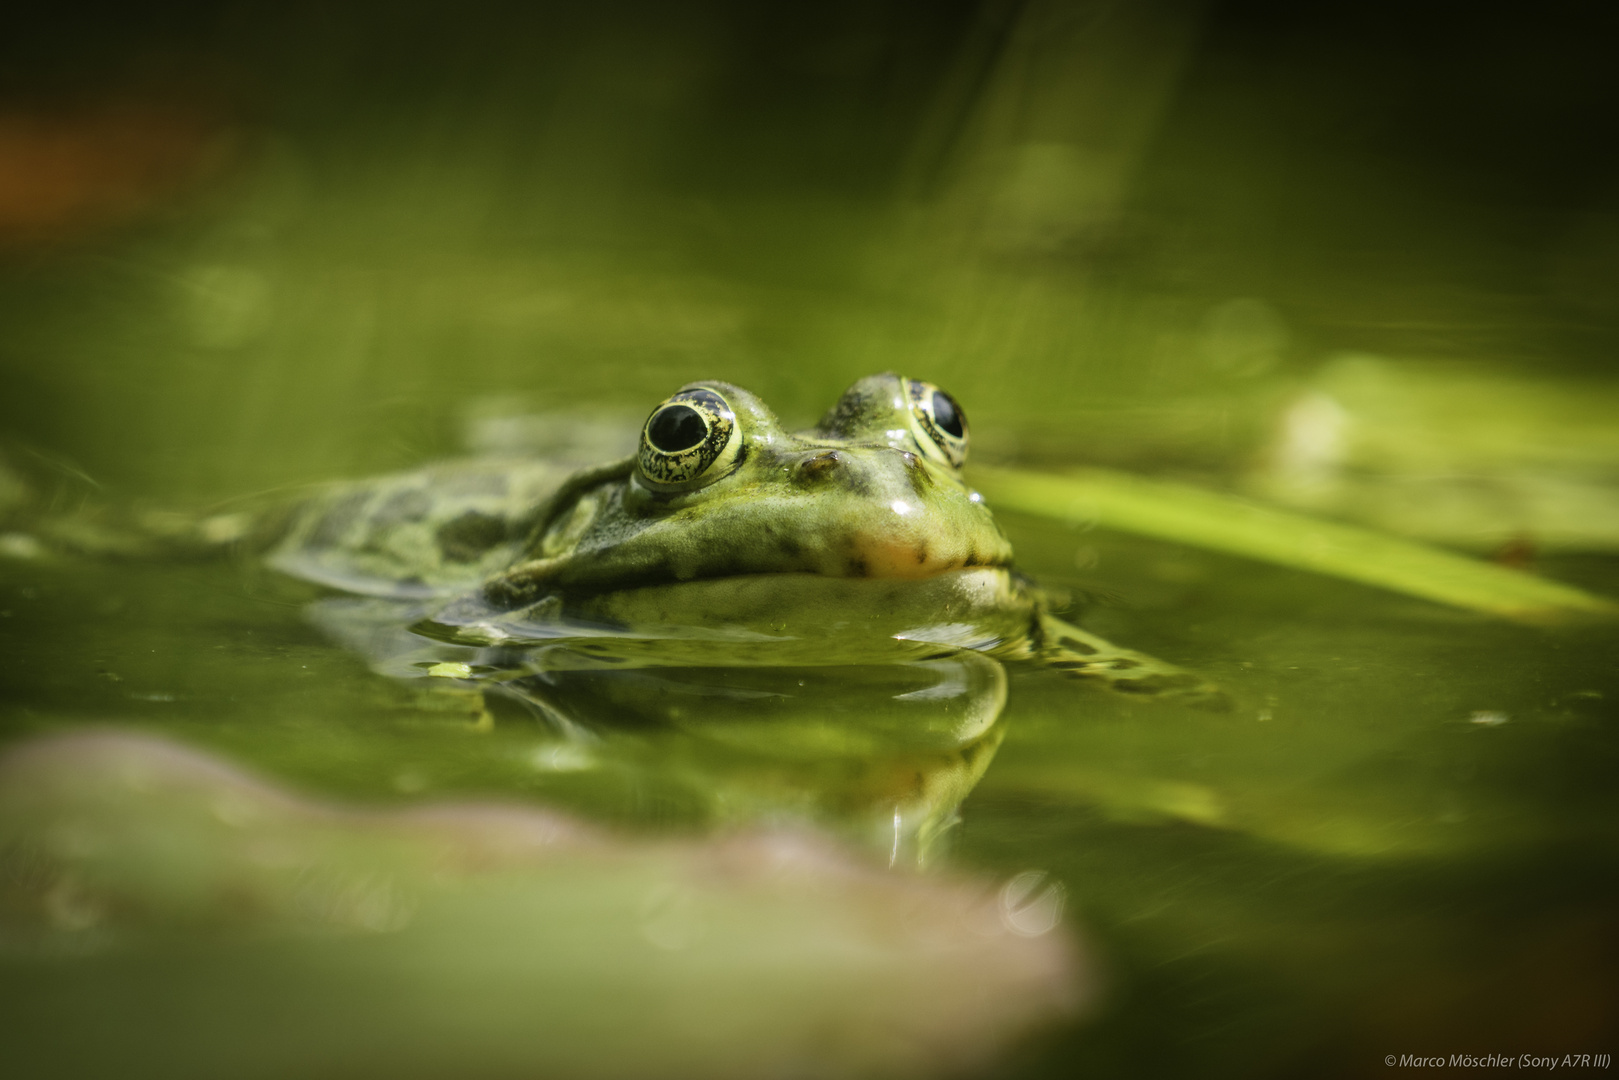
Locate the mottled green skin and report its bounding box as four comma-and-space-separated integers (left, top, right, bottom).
272, 375, 1016, 642
269, 374, 1215, 698
268, 457, 579, 598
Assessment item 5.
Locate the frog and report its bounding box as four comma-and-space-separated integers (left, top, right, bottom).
263, 372, 1217, 702
1, 373, 1217, 860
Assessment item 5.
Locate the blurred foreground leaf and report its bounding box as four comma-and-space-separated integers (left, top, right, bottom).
973, 465, 1616, 621
0, 730, 1086, 1080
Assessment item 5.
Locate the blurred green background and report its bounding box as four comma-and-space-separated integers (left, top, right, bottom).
2, 1, 1617, 1078
3, 0, 1616, 500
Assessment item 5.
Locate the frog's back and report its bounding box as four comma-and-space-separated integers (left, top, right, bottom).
268, 457, 577, 598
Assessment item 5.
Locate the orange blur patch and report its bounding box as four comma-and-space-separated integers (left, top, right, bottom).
1492, 532, 1537, 572
0, 101, 235, 246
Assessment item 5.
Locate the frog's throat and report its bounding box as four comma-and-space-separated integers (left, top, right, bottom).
481, 550, 1013, 609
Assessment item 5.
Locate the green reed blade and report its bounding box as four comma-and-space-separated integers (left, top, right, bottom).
971, 465, 1616, 621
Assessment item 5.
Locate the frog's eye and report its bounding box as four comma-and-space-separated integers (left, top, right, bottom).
637, 387, 742, 489
904, 379, 969, 468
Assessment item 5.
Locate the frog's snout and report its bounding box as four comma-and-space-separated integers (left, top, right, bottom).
793, 447, 929, 495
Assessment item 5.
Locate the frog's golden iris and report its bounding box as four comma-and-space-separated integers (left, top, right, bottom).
637, 387, 741, 489
905, 380, 969, 469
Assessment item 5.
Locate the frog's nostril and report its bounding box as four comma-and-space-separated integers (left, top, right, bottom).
798, 451, 842, 481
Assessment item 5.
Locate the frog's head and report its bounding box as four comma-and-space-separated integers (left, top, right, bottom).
487, 374, 1013, 604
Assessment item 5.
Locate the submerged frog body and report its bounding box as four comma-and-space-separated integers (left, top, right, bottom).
267, 373, 1214, 698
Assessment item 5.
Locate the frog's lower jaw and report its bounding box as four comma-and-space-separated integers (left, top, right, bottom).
482, 544, 1013, 610
567, 568, 1035, 648
425, 567, 1037, 662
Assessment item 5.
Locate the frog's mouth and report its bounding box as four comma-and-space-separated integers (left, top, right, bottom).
485, 550, 1014, 611
486, 515, 1014, 609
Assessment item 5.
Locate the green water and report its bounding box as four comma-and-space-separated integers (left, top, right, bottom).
2, 2, 1617, 1076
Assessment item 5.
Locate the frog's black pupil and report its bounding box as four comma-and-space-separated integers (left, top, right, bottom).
931, 390, 965, 438
648, 404, 708, 452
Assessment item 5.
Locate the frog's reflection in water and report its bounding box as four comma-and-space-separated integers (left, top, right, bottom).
510, 650, 1008, 864
314, 596, 1009, 864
